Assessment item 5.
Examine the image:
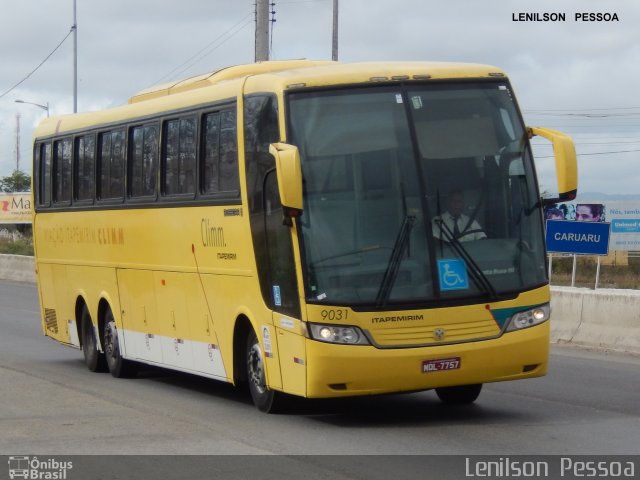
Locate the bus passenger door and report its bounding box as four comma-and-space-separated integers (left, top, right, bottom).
263, 169, 306, 396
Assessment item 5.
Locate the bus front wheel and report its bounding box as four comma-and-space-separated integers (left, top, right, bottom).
246, 330, 285, 413
435, 384, 483, 405
103, 308, 136, 378
81, 305, 106, 372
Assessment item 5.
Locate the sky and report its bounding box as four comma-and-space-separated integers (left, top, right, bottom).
1, 0, 639, 196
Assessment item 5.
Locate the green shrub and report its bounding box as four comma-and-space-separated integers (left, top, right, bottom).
550, 254, 640, 289
0, 237, 34, 256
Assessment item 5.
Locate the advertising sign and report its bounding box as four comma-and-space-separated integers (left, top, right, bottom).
545, 200, 640, 252
607, 203, 640, 251
0, 193, 32, 224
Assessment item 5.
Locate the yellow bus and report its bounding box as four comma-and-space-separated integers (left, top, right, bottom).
32, 60, 577, 412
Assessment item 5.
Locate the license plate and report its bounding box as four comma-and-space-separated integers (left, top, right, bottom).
422, 357, 461, 373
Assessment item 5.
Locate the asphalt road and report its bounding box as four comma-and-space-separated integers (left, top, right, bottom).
0, 279, 638, 477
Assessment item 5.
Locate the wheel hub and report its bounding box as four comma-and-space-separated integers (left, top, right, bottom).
248, 343, 266, 394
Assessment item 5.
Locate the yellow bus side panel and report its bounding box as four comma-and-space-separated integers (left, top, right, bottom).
37, 263, 71, 344
117, 269, 162, 363
34, 206, 262, 382
37, 263, 123, 348
197, 273, 274, 385
274, 324, 306, 397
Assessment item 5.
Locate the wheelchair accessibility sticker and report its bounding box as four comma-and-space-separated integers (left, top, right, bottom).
438, 259, 469, 291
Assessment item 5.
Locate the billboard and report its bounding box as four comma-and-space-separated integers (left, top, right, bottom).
0, 193, 32, 224
545, 200, 640, 251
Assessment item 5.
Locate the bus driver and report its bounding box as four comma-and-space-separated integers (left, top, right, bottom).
432, 190, 486, 242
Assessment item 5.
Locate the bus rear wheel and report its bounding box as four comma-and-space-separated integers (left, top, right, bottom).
435, 384, 483, 405
103, 308, 136, 378
246, 330, 285, 413
81, 305, 107, 372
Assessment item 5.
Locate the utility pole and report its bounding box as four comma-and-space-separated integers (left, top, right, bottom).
15, 114, 21, 173
255, 0, 270, 62
332, 0, 339, 61
73, 0, 78, 113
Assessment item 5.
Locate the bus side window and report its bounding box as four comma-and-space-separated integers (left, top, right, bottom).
129, 124, 158, 198
36, 142, 52, 207
74, 135, 96, 202
201, 108, 239, 196
98, 130, 125, 200
163, 117, 196, 196
201, 112, 220, 194
219, 110, 239, 193
264, 169, 300, 316
53, 137, 72, 205
244, 94, 301, 317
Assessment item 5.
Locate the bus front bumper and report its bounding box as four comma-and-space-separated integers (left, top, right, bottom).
304, 321, 549, 398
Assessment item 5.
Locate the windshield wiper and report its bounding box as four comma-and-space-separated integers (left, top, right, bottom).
434, 218, 498, 300
375, 215, 416, 307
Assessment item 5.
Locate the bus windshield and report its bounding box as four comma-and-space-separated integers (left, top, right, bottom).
288, 82, 546, 307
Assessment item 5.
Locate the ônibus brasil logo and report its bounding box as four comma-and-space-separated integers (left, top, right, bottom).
8, 456, 73, 479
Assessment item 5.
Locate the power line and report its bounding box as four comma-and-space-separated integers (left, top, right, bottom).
569, 134, 640, 139
527, 112, 640, 118
0, 27, 74, 100
525, 106, 640, 113
532, 140, 640, 146
278, 0, 330, 4
535, 148, 640, 159
527, 118, 640, 125
153, 13, 254, 85
527, 124, 640, 128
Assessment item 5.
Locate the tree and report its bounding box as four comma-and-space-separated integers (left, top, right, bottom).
0, 170, 31, 192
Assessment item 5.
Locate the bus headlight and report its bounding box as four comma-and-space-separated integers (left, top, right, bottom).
308, 323, 370, 345
505, 304, 550, 332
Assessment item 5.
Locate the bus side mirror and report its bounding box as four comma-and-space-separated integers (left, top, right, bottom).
269, 143, 303, 217
529, 127, 578, 205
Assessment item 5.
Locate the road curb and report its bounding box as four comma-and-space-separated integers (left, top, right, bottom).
550, 286, 640, 353
0, 254, 35, 283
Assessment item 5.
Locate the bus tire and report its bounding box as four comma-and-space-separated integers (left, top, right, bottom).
103, 307, 136, 378
435, 384, 482, 405
81, 305, 107, 372
246, 329, 285, 413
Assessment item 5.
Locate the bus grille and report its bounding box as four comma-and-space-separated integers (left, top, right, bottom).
44, 308, 59, 334
368, 318, 500, 347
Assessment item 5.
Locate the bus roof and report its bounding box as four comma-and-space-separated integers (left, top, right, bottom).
128, 60, 334, 104
130, 60, 507, 101
241, 60, 507, 94
33, 60, 507, 139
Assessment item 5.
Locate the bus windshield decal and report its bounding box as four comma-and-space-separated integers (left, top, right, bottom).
438, 259, 469, 291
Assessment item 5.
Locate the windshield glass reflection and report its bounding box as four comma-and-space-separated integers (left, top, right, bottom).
287, 83, 546, 308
